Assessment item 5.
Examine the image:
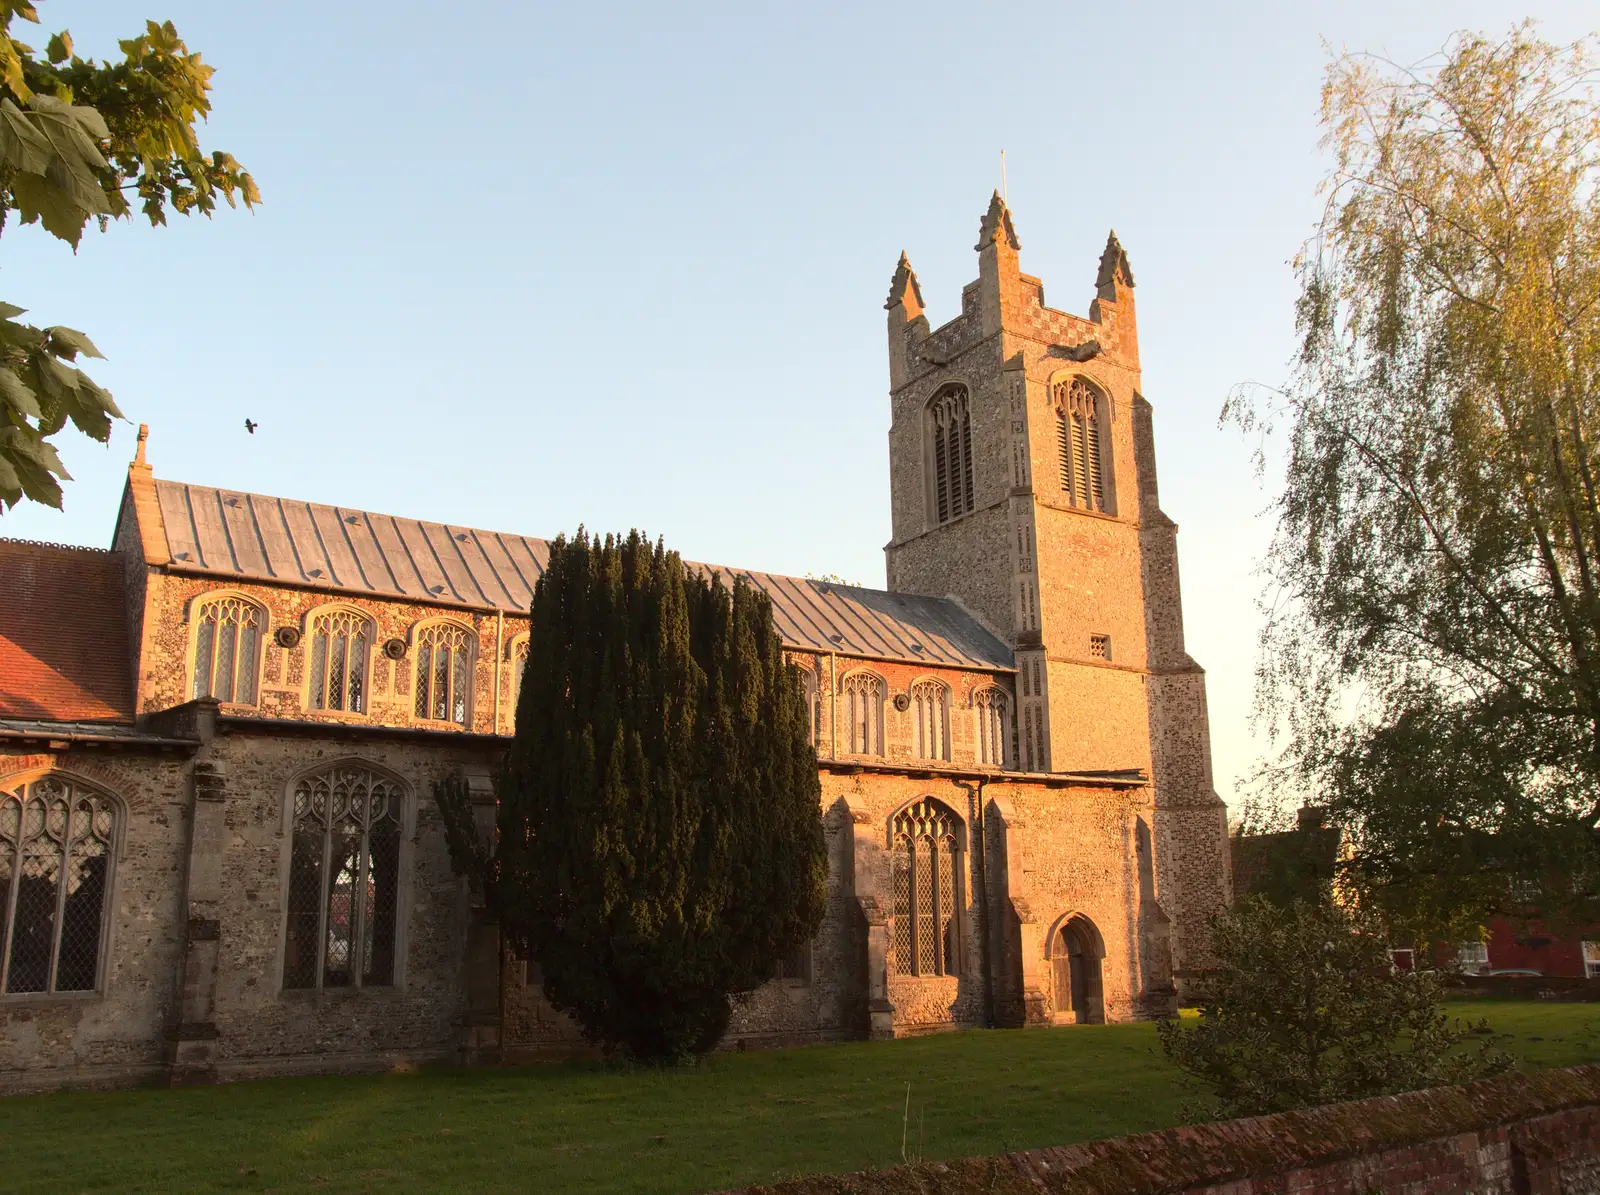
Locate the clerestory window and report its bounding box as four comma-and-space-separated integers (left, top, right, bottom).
192, 594, 265, 705
308, 608, 373, 714
0, 774, 117, 995
282, 763, 404, 990
414, 621, 476, 726
928, 385, 975, 525
841, 672, 884, 756
910, 680, 950, 762
973, 687, 1011, 768
891, 799, 963, 977
1054, 377, 1109, 513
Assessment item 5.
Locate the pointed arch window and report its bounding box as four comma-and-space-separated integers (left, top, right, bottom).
192, 593, 265, 705
308, 607, 373, 714
283, 763, 404, 990
891, 799, 963, 977
841, 672, 884, 756
973, 687, 1011, 768
1054, 378, 1108, 512
910, 680, 950, 761
508, 634, 531, 725
1, 774, 118, 995
928, 385, 975, 525
414, 621, 476, 726
798, 667, 820, 748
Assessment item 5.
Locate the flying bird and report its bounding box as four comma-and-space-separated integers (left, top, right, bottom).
244, 419, 258, 435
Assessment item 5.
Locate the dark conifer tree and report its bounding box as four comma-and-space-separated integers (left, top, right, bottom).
491, 531, 826, 1060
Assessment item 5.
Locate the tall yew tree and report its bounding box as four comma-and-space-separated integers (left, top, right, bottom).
491, 530, 826, 1060
1233, 27, 1600, 940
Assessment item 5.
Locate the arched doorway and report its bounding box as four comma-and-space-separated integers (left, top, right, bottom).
1050, 915, 1105, 1025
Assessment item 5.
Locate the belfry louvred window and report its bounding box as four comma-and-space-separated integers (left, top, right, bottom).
283, 764, 403, 990
0, 775, 117, 995
1054, 378, 1106, 512
929, 385, 975, 525
891, 799, 962, 977
414, 621, 475, 726
192, 594, 264, 705
308, 608, 372, 714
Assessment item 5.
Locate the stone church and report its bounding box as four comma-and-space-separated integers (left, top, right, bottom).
0, 194, 1230, 1093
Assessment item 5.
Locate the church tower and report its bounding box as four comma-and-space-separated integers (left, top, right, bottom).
883, 194, 1230, 984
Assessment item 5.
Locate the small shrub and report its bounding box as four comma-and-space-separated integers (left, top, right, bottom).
1157, 896, 1512, 1118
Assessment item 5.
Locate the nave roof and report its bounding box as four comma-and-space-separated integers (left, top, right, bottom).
150, 479, 1014, 673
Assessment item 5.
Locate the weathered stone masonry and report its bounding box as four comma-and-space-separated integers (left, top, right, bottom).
0, 195, 1230, 1092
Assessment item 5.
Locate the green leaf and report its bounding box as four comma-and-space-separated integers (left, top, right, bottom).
0, 366, 40, 419
0, 302, 27, 320
44, 29, 69, 63
45, 325, 103, 360
0, 98, 52, 176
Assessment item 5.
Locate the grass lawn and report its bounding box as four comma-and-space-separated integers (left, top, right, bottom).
5, 999, 1599, 1195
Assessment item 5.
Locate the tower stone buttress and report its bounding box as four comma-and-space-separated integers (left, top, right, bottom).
883, 194, 1230, 995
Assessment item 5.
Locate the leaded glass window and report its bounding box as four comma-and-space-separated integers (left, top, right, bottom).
798, 668, 820, 747
928, 385, 975, 525
282, 764, 403, 990
508, 635, 530, 721
1054, 377, 1107, 512
308, 609, 372, 714
842, 672, 884, 756
192, 594, 264, 705
414, 622, 475, 726
911, 681, 950, 761
890, 799, 962, 977
0, 775, 117, 995
974, 687, 1010, 768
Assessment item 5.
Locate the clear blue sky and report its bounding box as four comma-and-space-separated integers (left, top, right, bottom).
4, 1, 1593, 807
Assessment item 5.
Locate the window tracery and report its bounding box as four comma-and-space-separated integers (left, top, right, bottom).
910, 680, 950, 762
192, 594, 264, 705
841, 672, 884, 756
508, 635, 530, 722
890, 799, 962, 977
798, 667, 820, 748
973, 687, 1010, 768
0, 774, 117, 995
414, 621, 475, 726
928, 385, 975, 525
1054, 378, 1108, 512
282, 763, 404, 990
308, 608, 372, 714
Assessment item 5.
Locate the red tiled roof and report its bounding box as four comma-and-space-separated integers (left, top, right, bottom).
0, 540, 134, 723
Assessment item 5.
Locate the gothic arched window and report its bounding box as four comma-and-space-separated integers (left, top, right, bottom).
928, 385, 975, 525
841, 672, 884, 756
192, 593, 265, 705
507, 634, 530, 727
282, 763, 404, 990
1054, 377, 1108, 513
910, 680, 950, 761
891, 799, 963, 977
414, 620, 476, 726
308, 607, 373, 714
0, 774, 118, 995
798, 667, 820, 748
973, 687, 1011, 768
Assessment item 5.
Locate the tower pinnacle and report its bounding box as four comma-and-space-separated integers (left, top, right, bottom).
975, 190, 1021, 252
884, 251, 924, 313
1096, 230, 1135, 292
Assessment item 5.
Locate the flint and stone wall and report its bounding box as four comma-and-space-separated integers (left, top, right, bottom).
724, 1065, 1600, 1195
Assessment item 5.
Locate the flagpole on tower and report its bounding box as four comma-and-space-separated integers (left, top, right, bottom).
1001, 149, 1007, 202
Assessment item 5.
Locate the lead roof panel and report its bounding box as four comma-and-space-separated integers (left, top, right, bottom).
152, 479, 1013, 672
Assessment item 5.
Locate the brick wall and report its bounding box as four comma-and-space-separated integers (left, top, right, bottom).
722, 1065, 1600, 1195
